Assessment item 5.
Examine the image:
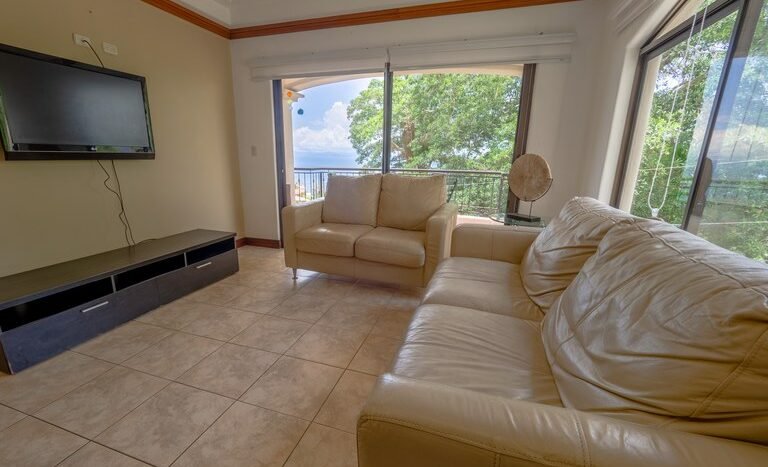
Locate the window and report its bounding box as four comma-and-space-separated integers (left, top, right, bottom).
616, 0, 768, 262
281, 64, 534, 218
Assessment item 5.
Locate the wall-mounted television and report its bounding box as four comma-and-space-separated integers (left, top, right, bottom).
0, 43, 154, 160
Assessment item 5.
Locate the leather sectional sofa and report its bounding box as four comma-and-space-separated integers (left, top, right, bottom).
358, 197, 768, 466
282, 173, 457, 287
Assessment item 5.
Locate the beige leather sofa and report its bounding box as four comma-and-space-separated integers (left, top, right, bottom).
358, 197, 768, 466
282, 173, 457, 287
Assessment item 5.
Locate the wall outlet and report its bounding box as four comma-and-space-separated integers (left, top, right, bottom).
73, 33, 91, 47
102, 42, 118, 56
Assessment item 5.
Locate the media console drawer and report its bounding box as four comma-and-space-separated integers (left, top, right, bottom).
0, 230, 238, 374
156, 249, 239, 304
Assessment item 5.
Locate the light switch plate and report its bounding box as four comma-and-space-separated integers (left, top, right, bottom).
102, 42, 118, 55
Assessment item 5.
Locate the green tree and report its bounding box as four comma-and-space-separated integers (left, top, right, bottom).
347, 73, 521, 171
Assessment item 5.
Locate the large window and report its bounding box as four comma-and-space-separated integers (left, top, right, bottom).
282, 64, 533, 217
617, 0, 768, 262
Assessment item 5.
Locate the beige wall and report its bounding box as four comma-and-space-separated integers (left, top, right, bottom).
0, 0, 244, 277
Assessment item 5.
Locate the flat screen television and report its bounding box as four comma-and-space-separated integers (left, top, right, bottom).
0, 43, 154, 160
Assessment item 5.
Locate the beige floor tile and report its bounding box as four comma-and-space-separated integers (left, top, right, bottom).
177, 344, 278, 399
220, 268, 278, 286
35, 366, 168, 438
172, 401, 308, 467
315, 300, 386, 332
287, 325, 368, 368
299, 278, 356, 298
262, 273, 315, 292
123, 332, 222, 379
96, 383, 232, 467
73, 322, 173, 363
187, 282, 249, 306
0, 404, 25, 431
60, 442, 150, 467
179, 306, 259, 341
136, 300, 218, 330
345, 284, 394, 305
270, 293, 339, 323
226, 287, 293, 313
241, 356, 342, 420
0, 417, 87, 467
316, 273, 357, 283
370, 309, 415, 340
315, 371, 377, 433
285, 423, 357, 467
0, 352, 113, 413
349, 335, 401, 376
386, 292, 423, 312
230, 316, 310, 353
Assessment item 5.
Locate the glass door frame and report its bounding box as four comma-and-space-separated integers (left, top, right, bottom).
612, 0, 766, 232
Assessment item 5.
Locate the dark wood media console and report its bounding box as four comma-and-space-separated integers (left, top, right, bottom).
0, 229, 238, 374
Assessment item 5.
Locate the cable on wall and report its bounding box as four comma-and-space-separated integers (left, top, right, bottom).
83, 39, 137, 247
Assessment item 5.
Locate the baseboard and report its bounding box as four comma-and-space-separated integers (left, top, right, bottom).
237, 237, 281, 249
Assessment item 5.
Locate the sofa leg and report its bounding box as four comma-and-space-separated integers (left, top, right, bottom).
292, 268, 298, 280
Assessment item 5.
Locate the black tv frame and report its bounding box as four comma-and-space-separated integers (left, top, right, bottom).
0, 43, 155, 160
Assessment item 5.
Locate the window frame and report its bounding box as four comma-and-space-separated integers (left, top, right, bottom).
611, 0, 749, 218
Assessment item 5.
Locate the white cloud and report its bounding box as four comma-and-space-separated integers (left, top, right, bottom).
294, 101, 353, 153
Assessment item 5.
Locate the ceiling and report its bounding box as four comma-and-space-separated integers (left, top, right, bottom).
174, 0, 451, 28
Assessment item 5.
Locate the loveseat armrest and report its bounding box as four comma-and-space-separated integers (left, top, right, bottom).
281, 199, 324, 268
451, 223, 541, 264
424, 203, 459, 283
358, 374, 768, 467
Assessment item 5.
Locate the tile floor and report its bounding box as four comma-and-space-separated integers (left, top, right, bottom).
0, 246, 422, 467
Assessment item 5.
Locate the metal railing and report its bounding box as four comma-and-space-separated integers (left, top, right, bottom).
293, 168, 508, 217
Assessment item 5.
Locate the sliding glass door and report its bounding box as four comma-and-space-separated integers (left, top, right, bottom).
282, 64, 534, 218
616, 0, 768, 262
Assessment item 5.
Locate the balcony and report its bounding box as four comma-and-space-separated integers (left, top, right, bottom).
293, 168, 508, 218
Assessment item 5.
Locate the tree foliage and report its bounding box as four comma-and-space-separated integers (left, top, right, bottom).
348, 73, 521, 171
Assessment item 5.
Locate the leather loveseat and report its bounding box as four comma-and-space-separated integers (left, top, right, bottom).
358, 197, 768, 466
282, 173, 458, 287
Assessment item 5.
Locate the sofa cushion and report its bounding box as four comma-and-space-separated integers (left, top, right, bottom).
542, 219, 768, 444
377, 174, 446, 231
392, 304, 562, 405
356, 227, 425, 268
295, 223, 373, 257
423, 257, 543, 321
322, 174, 382, 226
521, 197, 634, 311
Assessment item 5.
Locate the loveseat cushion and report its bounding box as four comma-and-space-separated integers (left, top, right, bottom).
521, 197, 634, 311
356, 227, 425, 268
377, 174, 446, 231
392, 304, 561, 405
295, 223, 373, 257
542, 219, 768, 445
322, 174, 382, 226
422, 257, 543, 321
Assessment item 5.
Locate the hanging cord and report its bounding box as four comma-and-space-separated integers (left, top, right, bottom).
647, 4, 709, 218
83, 39, 137, 246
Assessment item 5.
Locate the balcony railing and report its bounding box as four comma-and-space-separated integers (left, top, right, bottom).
293, 168, 508, 217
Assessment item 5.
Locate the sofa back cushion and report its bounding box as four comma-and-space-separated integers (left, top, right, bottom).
322, 174, 382, 226
520, 197, 634, 311
542, 219, 768, 444
377, 174, 446, 231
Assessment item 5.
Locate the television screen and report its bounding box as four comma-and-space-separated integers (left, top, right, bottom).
0, 43, 154, 160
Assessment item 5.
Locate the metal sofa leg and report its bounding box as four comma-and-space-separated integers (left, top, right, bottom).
292, 268, 298, 280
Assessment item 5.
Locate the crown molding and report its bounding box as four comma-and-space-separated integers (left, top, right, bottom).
143, 0, 580, 39
611, 0, 657, 33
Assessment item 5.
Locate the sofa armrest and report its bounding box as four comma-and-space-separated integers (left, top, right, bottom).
424, 203, 459, 283
358, 374, 768, 467
281, 199, 324, 268
451, 223, 541, 264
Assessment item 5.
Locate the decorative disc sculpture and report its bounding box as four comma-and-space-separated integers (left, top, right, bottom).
507, 153, 552, 222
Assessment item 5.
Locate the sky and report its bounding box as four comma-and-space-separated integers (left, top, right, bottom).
291, 77, 375, 168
